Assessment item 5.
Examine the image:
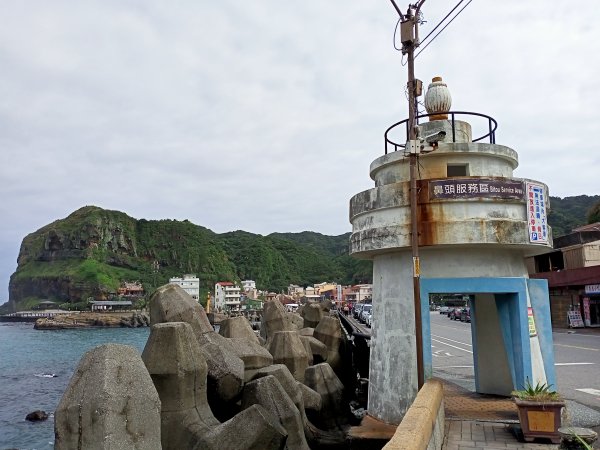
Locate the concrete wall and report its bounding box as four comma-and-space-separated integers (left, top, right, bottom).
382, 378, 445, 450
368, 252, 418, 424
471, 294, 513, 395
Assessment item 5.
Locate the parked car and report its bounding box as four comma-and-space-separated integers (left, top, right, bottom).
439, 306, 450, 314
449, 308, 462, 320
366, 313, 373, 328
360, 304, 372, 323
460, 307, 471, 322
353, 304, 364, 319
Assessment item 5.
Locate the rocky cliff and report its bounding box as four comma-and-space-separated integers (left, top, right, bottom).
9, 206, 371, 311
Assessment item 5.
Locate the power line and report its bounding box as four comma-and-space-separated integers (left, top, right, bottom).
415, 0, 474, 59
420, 0, 467, 46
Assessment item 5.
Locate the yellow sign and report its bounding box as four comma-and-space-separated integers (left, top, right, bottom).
413, 257, 420, 278
527, 411, 554, 432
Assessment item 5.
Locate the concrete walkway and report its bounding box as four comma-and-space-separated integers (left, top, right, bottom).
444, 420, 558, 449
442, 381, 560, 449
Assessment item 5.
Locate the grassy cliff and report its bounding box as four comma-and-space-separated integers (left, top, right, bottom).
8, 206, 368, 309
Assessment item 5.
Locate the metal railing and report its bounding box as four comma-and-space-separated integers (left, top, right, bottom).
384, 111, 498, 154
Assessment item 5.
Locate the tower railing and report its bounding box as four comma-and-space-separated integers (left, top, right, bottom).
384, 111, 498, 155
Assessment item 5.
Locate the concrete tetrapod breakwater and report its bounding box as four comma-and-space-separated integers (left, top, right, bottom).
52, 284, 352, 449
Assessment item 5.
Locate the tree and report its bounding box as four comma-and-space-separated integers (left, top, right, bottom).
587, 200, 600, 224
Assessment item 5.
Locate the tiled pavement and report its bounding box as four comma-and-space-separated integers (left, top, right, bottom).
441, 380, 560, 449
443, 420, 558, 449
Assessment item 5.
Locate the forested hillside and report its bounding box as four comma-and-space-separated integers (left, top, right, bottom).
8, 207, 370, 309
7, 194, 598, 310
548, 195, 600, 237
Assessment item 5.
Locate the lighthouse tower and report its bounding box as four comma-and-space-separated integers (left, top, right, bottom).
349, 78, 557, 424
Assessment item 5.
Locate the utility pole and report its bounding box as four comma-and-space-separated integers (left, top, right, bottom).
390, 0, 425, 389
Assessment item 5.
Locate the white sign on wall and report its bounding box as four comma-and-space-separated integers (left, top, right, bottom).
526, 182, 548, 244
585, 284, 600, 294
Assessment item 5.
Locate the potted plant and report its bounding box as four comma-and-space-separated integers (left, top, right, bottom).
512, 379, 565, 444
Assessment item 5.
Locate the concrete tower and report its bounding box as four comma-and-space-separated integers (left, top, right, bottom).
349, 78, 556, 424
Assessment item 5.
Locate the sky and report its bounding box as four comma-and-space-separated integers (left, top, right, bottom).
1, 0, 599, 302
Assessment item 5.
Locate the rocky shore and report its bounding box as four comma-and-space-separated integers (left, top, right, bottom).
34, 311, 150, 330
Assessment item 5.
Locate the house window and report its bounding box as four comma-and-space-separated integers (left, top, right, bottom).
447, 164, 468, 177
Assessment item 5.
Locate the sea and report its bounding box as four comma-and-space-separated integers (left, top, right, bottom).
0, 322, 150, 450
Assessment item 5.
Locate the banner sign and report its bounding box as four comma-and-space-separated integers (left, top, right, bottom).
583, 297, 591, 327
585, 284, 600, 294
429, 178, 525, 200
526, 182, 548, 244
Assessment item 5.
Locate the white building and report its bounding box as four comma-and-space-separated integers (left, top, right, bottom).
169, 274, 200, 300
215, 282, 242, 311
242, 280, 256, 291
241, 280, 258, 299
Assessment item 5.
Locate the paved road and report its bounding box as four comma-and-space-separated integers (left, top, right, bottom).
429, 311, 600, 418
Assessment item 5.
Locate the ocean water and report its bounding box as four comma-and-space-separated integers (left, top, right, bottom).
0, 323, 150, 450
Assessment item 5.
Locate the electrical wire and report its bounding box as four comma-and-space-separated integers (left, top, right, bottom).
415, 0, 473, 59
419, 0, 467, 46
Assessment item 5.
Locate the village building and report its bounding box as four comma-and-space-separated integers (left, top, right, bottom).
169, 274, 200, 300
214, 282, 241, 311
527, 222, 600, 328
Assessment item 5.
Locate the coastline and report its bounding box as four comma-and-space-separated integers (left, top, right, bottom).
33, 311, 150, 330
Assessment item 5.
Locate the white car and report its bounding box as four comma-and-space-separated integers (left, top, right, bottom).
360, 304, 372, 323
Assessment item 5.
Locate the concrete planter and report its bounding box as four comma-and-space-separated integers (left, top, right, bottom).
514, 398, 565, 444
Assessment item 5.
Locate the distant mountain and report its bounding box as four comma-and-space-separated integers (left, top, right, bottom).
548, 195, 600, 237
8, 206, 370, 310
7, 195, 597, 310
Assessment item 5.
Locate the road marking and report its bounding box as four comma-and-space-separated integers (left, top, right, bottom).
555, 362, 595, 366
555, 344, 599, 352
431, 334, 473, 347
431, 338, 473, 354
576, 388, 600, 396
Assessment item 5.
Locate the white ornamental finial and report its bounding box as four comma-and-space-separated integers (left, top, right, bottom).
424, 76, 452, 121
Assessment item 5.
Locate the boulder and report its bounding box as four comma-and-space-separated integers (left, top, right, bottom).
228, 337, 274, 381
287, 313, 304, 330
151, 285, 245, 402
242, 375, 309, 450
261, 299, 296, 342
313, 316, 343, 372
142, 322, 287, 450
196, 333, 245, 403
252, 364, 304, 411
25, 410, 48, 421
304, 363, 346, 430
55, 344, 161, 450
150, 283, 213, 334
267, 331, 309, 383
299, 335, 328, 364
299, 383, 322, 413
219, 316, 260, 344
301, 303, 324, 329
300, 336, 314, 366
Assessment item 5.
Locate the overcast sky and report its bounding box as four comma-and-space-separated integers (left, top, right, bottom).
1, 1, 599, 302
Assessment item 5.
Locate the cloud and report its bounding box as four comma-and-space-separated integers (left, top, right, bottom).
0, 0, 599, 299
